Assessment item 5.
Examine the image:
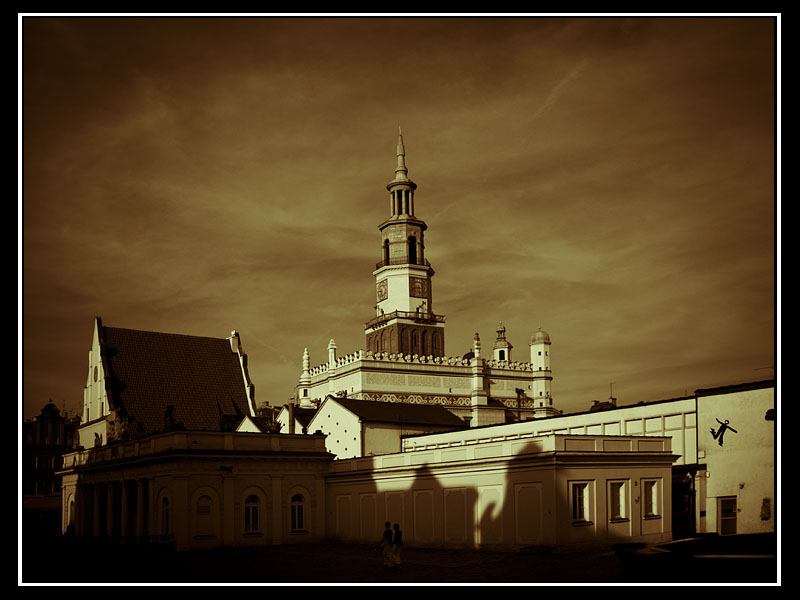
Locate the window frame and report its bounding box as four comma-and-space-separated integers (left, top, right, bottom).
160, 496, 170, 536
642, 478, 662, 520
569, 480, 594, 525
608, 479, 629, 523
244, 494, 261, 535
290, 493, 306, 533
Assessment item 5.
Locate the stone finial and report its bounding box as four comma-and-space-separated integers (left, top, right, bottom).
229, 330, 241, 354
328, 339, 337, 367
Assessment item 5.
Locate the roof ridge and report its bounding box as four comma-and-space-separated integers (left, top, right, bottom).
102, 325, 231, 343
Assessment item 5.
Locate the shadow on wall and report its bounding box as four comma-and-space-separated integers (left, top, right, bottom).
329, 437, 677, 553
327, 440, 543, 551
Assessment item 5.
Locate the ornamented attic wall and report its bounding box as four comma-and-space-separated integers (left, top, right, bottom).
303, 349, 551, 420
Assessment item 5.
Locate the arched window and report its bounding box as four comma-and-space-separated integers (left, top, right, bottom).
408, 236, 417, 265
498, 350, 506, 360
291, 493, 305, 531
160, 497, 170, 535
383, 239, 390, 264
244, 494, 260, 533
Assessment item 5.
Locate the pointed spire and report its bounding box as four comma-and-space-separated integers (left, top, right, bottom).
394, 126, 409, 182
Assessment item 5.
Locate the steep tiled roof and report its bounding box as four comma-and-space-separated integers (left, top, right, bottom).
99, 325, 250, 436
331, 397, 468, 428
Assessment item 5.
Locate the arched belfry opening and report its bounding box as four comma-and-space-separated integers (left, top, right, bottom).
408, 235, 417, 265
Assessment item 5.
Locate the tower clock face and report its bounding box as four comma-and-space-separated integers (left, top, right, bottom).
410, 276, 428, 298
376, 280, 388, 302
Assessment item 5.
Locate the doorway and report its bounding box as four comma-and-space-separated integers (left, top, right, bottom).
718, 496, 737, 535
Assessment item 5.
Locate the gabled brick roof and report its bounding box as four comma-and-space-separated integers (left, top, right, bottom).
331, 397, 468, 428
99, 324, 250, 437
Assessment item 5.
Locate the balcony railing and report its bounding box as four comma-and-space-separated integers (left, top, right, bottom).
375, 257, 431, 269
365, 309, 446, 330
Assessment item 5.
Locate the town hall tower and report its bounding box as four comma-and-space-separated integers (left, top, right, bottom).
364, 130, 446, 357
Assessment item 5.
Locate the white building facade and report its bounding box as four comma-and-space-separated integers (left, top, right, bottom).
402, 379, 775, 537
326, 433, 676, 550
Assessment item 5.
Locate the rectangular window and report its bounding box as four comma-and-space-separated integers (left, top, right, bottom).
643, 479, 661, 518
291, 505, 303, 530
291, 493, 306, 532
570, 481, 592, 523
244, 495, 260, 533
245, 507, 258, 532
608, 480, 628, 521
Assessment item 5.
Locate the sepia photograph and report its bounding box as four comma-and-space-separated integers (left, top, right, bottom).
20, 13, 779, 585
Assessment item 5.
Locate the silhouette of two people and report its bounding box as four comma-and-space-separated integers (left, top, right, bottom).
378, 521, 393, 567
377, 522, 403, 568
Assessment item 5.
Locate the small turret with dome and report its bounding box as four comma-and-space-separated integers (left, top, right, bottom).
530, 327, 553, 410
492, 321, 513, 361
531, 327, 551, 346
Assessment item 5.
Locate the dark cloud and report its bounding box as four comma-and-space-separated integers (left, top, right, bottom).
21, 16, 777, 418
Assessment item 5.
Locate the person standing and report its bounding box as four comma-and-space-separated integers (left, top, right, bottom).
378, 521, 393, 567
391, 523, 403, 568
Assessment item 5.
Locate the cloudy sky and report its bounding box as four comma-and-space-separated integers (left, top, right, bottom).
21, 16, 778, 421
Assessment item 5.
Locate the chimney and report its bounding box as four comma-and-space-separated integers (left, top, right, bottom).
288, 403, 295, 435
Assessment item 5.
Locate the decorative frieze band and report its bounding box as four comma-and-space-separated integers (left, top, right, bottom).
356, 392, 472, 407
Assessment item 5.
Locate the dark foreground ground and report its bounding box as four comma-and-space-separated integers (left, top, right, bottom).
23, 534, 778, 585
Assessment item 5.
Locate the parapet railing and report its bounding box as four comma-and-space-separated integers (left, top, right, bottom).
365, 309, 446, 330
307, 349, 547, 377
